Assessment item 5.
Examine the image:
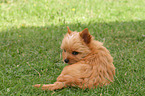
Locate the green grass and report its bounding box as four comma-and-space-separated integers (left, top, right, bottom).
0, 0, 145, 95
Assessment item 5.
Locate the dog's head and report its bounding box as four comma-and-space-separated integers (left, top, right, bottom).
61, 27, 93, 64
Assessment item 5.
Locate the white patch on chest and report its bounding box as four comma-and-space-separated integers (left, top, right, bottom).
67, 34, 74, 40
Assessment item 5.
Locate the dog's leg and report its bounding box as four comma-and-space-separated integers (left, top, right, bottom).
34, 82, 66, 91
34, 64, 92, 90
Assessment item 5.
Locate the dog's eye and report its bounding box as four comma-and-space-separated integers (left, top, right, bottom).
72, 51, 79, 55
64, 49, 66, 52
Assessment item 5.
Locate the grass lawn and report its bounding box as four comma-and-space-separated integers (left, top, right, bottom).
0, 0, 145, 95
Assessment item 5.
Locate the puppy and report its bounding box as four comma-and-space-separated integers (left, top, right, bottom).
34, 27, 115, 90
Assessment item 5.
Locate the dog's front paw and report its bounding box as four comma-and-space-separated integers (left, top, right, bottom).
33, 84, 55, 90
33, 84, 41, 88
41, 84, 56, 91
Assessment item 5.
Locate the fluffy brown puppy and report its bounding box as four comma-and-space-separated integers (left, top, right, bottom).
34, 27, 115, 91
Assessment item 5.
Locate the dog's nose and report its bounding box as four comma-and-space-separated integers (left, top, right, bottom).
64, 59, 69, 63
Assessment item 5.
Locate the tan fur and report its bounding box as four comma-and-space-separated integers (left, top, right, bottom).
34, 27, 115, 91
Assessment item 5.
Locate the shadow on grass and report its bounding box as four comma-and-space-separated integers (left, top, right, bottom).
1, 20, 144, 43
0, 20, 145, 95
1, 20, 144, 64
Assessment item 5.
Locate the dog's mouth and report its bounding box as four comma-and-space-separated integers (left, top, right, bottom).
67, 63, 73, 65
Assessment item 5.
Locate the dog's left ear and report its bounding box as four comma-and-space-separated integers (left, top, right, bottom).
67, 26, 72, 34
80, 28, 92, 44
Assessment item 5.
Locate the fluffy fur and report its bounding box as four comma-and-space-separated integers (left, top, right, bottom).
34, 27, 115, 90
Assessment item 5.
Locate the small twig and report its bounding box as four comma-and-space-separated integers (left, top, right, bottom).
26, 62, 41, 78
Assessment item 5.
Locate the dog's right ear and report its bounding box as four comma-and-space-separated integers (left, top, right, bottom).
80, 28, 92, 44
67, 26, 72, 34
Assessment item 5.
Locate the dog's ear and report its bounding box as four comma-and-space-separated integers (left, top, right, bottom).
67, 26, 72, 34
80, 28, 92, 44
